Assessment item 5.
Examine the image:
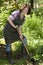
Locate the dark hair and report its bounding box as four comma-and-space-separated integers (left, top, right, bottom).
20, 4, 31, 15
27, 5, 31, 15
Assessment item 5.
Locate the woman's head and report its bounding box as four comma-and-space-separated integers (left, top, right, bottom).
20, 4, 31, 15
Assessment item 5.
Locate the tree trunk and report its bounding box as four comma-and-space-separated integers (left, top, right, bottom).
30, 0, 34, 9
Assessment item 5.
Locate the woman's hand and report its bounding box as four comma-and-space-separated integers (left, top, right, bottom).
7, 17, 18, 29
14, 25, 18, 29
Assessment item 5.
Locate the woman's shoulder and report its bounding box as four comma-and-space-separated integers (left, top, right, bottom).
9, 10, 20, 20
11, 10, 20, 15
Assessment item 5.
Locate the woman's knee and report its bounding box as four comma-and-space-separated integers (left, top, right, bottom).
6, 43, 11, 52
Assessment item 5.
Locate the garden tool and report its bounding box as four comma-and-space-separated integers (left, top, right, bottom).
22, 35, 30, 58
22, 35, 36, 64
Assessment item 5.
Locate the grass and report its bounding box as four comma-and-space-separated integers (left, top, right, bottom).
0, 58, 25, 65
0, 58, 43, 65
0, 57, 33, 65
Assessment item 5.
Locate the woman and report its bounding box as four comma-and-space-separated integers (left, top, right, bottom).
3, 4, 31, 64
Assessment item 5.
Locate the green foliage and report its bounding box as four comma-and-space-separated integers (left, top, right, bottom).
22, 13, 43, 39
0, 10, 9, 38
22, 13, 43, 61
34, 7, 43, 18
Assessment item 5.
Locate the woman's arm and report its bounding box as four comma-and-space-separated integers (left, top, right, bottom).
17, 25, 23, 41
7, 17, 23, 41
7, 17, 18, 28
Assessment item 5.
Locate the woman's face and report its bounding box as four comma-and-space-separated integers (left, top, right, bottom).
22, 7, 28, 16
